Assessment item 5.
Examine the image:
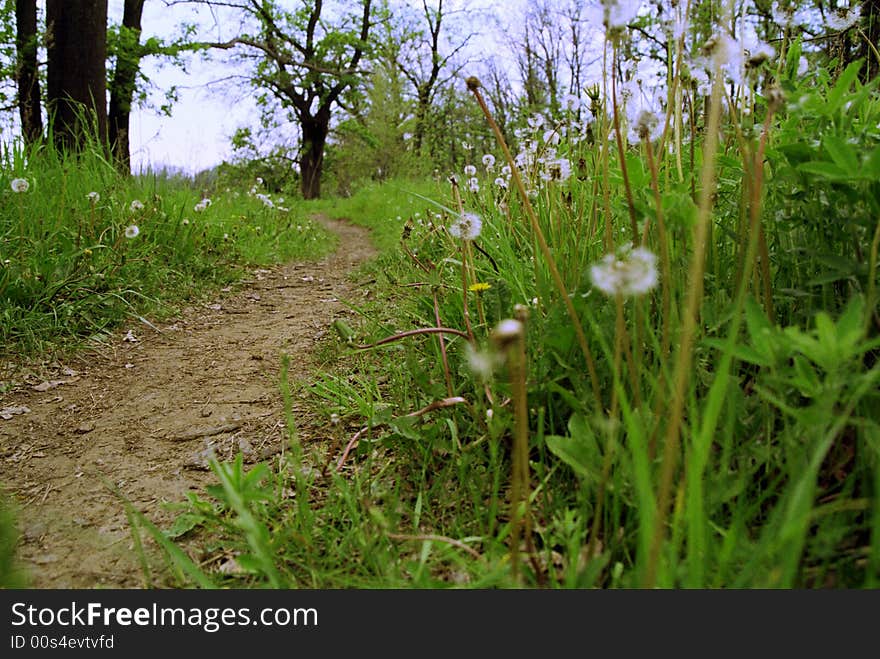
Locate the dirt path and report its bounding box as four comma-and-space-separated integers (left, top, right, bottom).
0, 216, 375, 588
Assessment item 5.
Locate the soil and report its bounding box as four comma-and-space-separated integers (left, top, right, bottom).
0, 216, 376, 588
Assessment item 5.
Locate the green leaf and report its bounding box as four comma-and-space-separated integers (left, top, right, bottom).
164, 513, 205, 539
797, 161, 849, 180
702, 338, 771, 367
823, 136, 859, 172
826, 60, 862, 113
544, 414, 601, 480
744, 296, 774, 354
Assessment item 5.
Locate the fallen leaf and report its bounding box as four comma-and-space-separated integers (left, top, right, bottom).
0, 405, 30, 420
32, 380, 65, 392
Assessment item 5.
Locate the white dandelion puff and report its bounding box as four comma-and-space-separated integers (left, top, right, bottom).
492, 318, 524, 344
545, 158, 572, 182
449, 211, 482, 241
827, 5, 861, 31
562, 93, 581, 112
494, 177, 509, 189
11, 178, 29, 193
468, 177, 480, 193
797, 56, 809, 77
87, 191, 100, 203
590, 246, 658, 297
527, 113, 545, 130
125, 225, 140, 239
482, 154, 496, 169
464, 164, 477, 177
129, 199, 144, 212
629, 109, 665, 145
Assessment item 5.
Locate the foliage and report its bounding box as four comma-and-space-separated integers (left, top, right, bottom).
156, 20, 880, 588
0, 136, 333, 357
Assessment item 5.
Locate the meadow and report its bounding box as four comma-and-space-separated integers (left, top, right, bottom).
2, 33, 879, 588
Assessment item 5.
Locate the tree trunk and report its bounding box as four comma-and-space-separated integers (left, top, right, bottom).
108, 0, 146, 173
300, 111, 330, 200
46, 0, 108, 152
15, 0, 43, 146
412, 86, 431, 155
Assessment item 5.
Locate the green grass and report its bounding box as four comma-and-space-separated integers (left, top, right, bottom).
0, 140, 334, 358
3, 43, 879, 589
150, 49, 880, 589
305, 177, 447, 252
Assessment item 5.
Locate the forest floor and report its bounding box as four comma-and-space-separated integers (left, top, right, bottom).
0, 216, 375, 588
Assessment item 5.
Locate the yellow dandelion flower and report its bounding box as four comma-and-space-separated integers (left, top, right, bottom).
468, 282, 492, 293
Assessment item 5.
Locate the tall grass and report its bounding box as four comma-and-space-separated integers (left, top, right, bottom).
157, 26, 880, 589
0, 137, 333, 357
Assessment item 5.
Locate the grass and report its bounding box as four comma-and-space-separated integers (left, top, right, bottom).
0, 139, 334, 360
146, 43, 879, 589
3, 31, 880, 589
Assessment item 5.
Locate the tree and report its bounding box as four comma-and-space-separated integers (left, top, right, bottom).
201, 0, 373, 199
14, 0, 42, 146
108, 0, 145, 172
45, 0, 108, 152
386, 0, 473, 156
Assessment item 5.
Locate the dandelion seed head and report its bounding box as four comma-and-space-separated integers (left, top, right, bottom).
798, 55, 809, 77
466, 343, 497, 380
494, 177, 509, 189
827, 5, 861, 31
629, 109, 665, 144
11, 178, 29, 193
468, 177, 480, 193
482, 154, 496, 168
589, 245, 658, 297
545, 158, 572, 182
492, 319, 524, 346
562, 93, 581, 112
130, 199, 145, 212
527, 114, 545, 130
125, 224, 140, 239
448, 211, 482, 241
464, 164, 477, 177
87, 191, 100, 203
746, 42, 776, 69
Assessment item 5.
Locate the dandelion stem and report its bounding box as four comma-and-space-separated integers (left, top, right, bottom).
644, 39, 726, 589
611, 44, 641, 247
432, 291, 454, 398
507, 321, 530, 585
467, 77, 604, 411
354, 326, 471, 350
643, 135, 673, 362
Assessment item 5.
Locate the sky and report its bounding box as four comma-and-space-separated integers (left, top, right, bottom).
121, 0, 524, 175
119, 1, 259, 174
